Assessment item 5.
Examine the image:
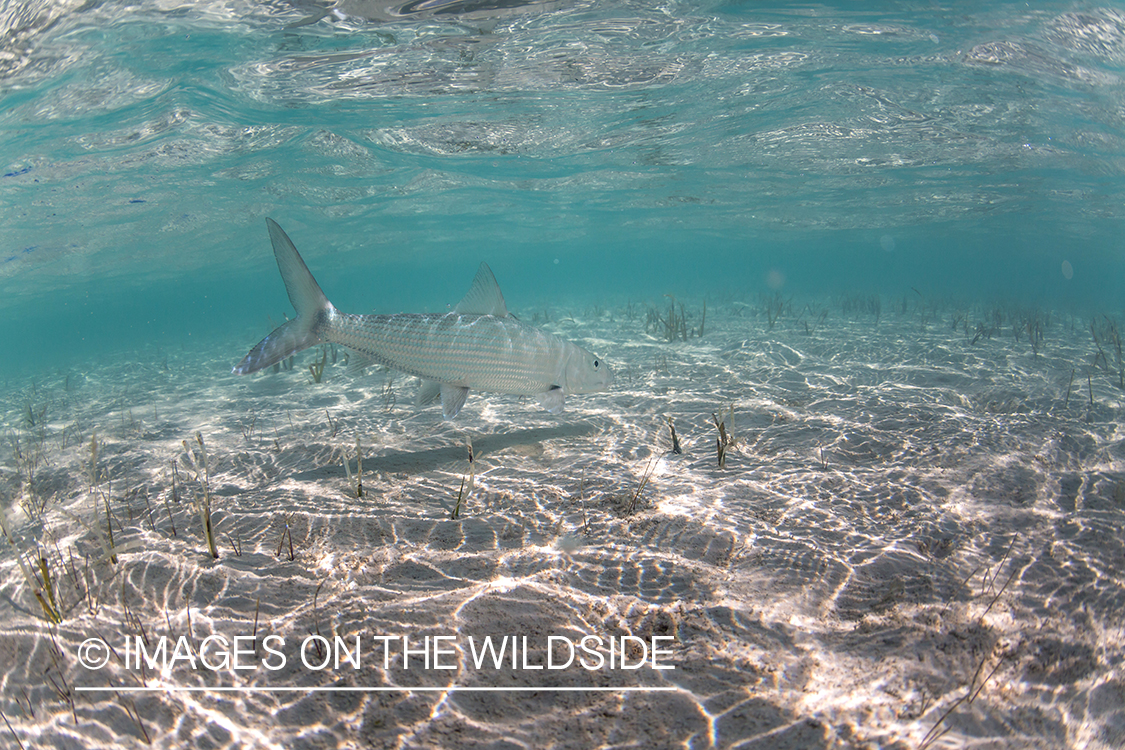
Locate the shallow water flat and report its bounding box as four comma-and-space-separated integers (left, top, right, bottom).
2, 297, 1123, 749
3, 1, 1125, 748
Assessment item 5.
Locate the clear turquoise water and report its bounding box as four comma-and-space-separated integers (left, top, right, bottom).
2, 0, 1124, 375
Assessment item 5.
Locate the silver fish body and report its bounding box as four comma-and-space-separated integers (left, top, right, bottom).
234, 219, 612, 418
329, 311, 585, 394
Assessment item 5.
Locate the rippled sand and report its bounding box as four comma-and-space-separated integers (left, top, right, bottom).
2, 297, 1123, 749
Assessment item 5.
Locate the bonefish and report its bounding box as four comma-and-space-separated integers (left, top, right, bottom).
233, 219, 613, 418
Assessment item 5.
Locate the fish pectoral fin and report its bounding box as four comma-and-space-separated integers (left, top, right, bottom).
537, 386, 565, 415
417, 379, 441, 406
440, 385, 470, 420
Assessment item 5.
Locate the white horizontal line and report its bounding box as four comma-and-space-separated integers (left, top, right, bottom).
76, 686, 678, 693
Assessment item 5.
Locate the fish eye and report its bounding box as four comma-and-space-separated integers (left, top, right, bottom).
594, 360, 599, 368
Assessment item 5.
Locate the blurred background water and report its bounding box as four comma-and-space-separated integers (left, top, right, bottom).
1, 0, 1123, 377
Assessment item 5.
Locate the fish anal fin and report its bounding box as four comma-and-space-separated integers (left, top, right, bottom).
455, 263, 508, 317
537, 386, 565, 415
441, 385, 470, 419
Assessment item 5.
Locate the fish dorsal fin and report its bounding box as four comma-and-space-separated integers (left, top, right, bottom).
455, 263, 508, 317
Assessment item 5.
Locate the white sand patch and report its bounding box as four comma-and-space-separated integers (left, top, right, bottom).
1, 298, 1123, 748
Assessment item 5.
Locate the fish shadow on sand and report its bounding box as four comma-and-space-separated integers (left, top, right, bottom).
291, 422, 598, 479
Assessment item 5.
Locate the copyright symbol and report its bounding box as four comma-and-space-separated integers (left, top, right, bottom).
77, 638, 110, 670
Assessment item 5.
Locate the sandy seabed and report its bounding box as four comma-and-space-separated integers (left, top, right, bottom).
1, 296, 1124, 750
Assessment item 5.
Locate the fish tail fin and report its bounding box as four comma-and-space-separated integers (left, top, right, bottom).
232, 219, 333, 375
